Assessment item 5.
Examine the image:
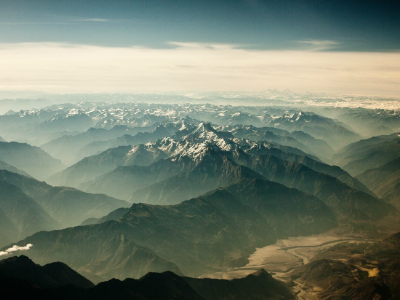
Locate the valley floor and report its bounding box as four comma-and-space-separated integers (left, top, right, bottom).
203, 232, 378, 298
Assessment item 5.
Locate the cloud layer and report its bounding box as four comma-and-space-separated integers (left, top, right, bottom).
0, 42, 399, 96
0, 244, 33, 256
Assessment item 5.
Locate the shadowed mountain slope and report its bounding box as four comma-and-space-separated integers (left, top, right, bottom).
0, 170, 130, 228
357, 157, 400, 207
130, 150, 264, 205
5, 179, 337, 281
0, 141, 64, 180
333, 133, 400, 176
234, 152, 391, 221
0, 181, 59, 247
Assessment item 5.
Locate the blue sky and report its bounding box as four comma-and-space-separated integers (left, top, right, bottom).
1, 0, 399, 51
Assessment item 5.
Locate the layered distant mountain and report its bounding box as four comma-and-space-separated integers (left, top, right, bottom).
94, 178, 337, 238
264, 111, 360, 149
333, 133, 400, 176
77, 125, 313, 200
0, 159, 31, 177
52, 122, 359, 199
131, 149, 388, 221
0, 180, 59, 247
290, 130, 334, 157
75, 124, 174, 162
0, 256, 294, 300
81, 122, 380, 219
0, 103, 370, 151
1, 111, 96, 146
81, 155, 199, 200
0, 170, 130, 228
0, 207, 21, 248
41, 124, 158, 165
243, 146, 372, 195
70, 123, 386, 225
357, 157, 400, 207
36, 113, 95, 135
48, 136, 191, 187
221, 124, 334, 160
328, 107, 400, 137
0, 141, 64, 180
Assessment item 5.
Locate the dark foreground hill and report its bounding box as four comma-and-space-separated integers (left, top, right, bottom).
0, 256, 294, 300
0, 255, 93, 289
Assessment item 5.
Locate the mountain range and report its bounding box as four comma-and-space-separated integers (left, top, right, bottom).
4, 178, 337, 282
1, 101, 400, 298
333, 133, 400, 176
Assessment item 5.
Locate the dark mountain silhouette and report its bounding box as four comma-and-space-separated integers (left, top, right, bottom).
185, 269, 294, 300
0, 256, 294, 300
0, 255, 93, 288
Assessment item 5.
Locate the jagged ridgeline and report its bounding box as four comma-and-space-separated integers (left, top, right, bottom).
0, 102, 399, 299
0, 255, 294, 300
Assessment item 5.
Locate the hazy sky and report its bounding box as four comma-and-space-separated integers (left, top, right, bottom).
0, 0, 399, 96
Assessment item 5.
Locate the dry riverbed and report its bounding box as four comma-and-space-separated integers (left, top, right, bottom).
204, 233, 367, 280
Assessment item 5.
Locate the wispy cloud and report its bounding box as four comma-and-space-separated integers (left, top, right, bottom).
0, 22, 72, 25
0, 42, 399, 97
71, 18, 110, 23
0, 244, 33, 256
169, 42, 244, 50
0, 18, 110, 26
297, 40, 339, 51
